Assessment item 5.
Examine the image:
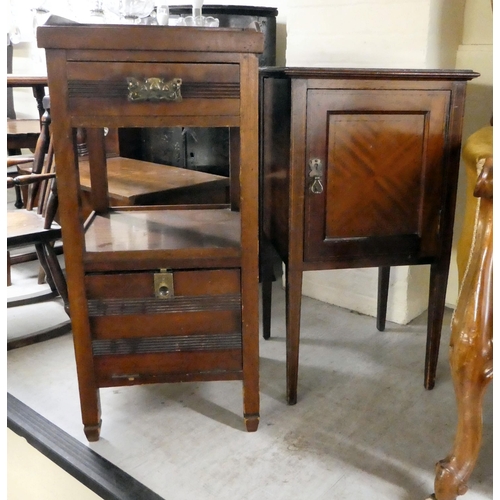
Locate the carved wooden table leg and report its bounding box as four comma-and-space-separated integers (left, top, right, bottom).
427, 158, 493, 500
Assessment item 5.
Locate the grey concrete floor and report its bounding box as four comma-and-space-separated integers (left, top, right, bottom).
6, 255, 493, 500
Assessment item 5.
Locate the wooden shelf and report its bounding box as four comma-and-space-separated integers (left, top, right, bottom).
83, 208, 241, 271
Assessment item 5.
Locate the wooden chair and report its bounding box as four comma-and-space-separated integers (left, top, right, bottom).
7, 75, 48, 208
7, 96, 69, 324
7, 171, 71, 350
427, 128, 493, 500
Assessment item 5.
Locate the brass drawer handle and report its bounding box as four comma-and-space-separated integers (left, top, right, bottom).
127, 77, 183, 102
309, 158, 324, 194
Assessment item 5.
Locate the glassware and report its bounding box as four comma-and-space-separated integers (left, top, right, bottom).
192, 0, 203, 26
156, 4, 169, 25
104, 0, 155, 23
174, 0, 219, 30
88, 0, 106, 22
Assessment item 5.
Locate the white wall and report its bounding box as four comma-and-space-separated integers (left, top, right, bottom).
286, 0, 441, 68
283, 0, 491, 324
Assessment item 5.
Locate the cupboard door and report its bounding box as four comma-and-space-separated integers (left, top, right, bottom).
304, 88, 450, 263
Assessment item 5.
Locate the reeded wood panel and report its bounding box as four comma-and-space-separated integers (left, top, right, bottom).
90, 309, 241, 339
94, 350, 243, 387
304, 89, 449, 262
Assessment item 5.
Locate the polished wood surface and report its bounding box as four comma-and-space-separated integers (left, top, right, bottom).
7, 119, 43, 138
38, 23, 263, 439
260, 67, 478, 405
427, 159, 493, 500
78, 156, 229, 217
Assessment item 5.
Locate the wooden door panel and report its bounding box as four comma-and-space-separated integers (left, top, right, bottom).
304, 89, 449, 262
325, 113, 425, 238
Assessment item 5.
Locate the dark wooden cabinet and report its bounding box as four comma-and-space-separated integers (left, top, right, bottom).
260, 68, 479, 404
38, 24, 263, 440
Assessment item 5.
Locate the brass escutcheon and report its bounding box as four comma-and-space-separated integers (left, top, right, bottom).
308, 158, 324, 194
154, 269, 174, 299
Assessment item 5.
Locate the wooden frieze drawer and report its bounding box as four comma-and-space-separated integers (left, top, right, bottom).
66, 61, 241, 119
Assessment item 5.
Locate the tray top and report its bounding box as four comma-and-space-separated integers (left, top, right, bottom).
37, 22, 264, 54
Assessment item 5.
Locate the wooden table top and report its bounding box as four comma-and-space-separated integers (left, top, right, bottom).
7, 119, 41, 136
78, 156, 229, 205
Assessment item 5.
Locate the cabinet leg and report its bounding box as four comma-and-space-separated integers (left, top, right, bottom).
285, 266, 303, 405
83, 421, 102, 442
376, 266, 390, 331
244, 413, 260, 432
424, 261, 449, 390
80, 388, 102, 442
262, 276, 273, 340
242, 355, 260, 433
260, 239, 275, 340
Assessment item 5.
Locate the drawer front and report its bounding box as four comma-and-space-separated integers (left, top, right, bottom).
85, 269, 243, 383
86, 268, 241, 338
304, 88, 450, 263
66, 61, 240, 118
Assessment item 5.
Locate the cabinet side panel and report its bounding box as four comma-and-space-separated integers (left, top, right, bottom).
261, 77, 291, 260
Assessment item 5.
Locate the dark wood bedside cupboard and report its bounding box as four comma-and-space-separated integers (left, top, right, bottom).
260, 67, 479, 405
37, 23, 263, 440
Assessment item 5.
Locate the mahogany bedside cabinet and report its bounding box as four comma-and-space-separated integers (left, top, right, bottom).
37, 23, 263, 440
260, 67, 479, 405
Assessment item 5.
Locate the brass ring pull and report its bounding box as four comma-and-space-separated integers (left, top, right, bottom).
127, 77, 183, 102
310, 177, 324, 194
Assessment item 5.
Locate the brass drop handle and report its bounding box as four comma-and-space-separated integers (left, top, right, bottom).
127, 77, 183, 102
309, 158, 324, 194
